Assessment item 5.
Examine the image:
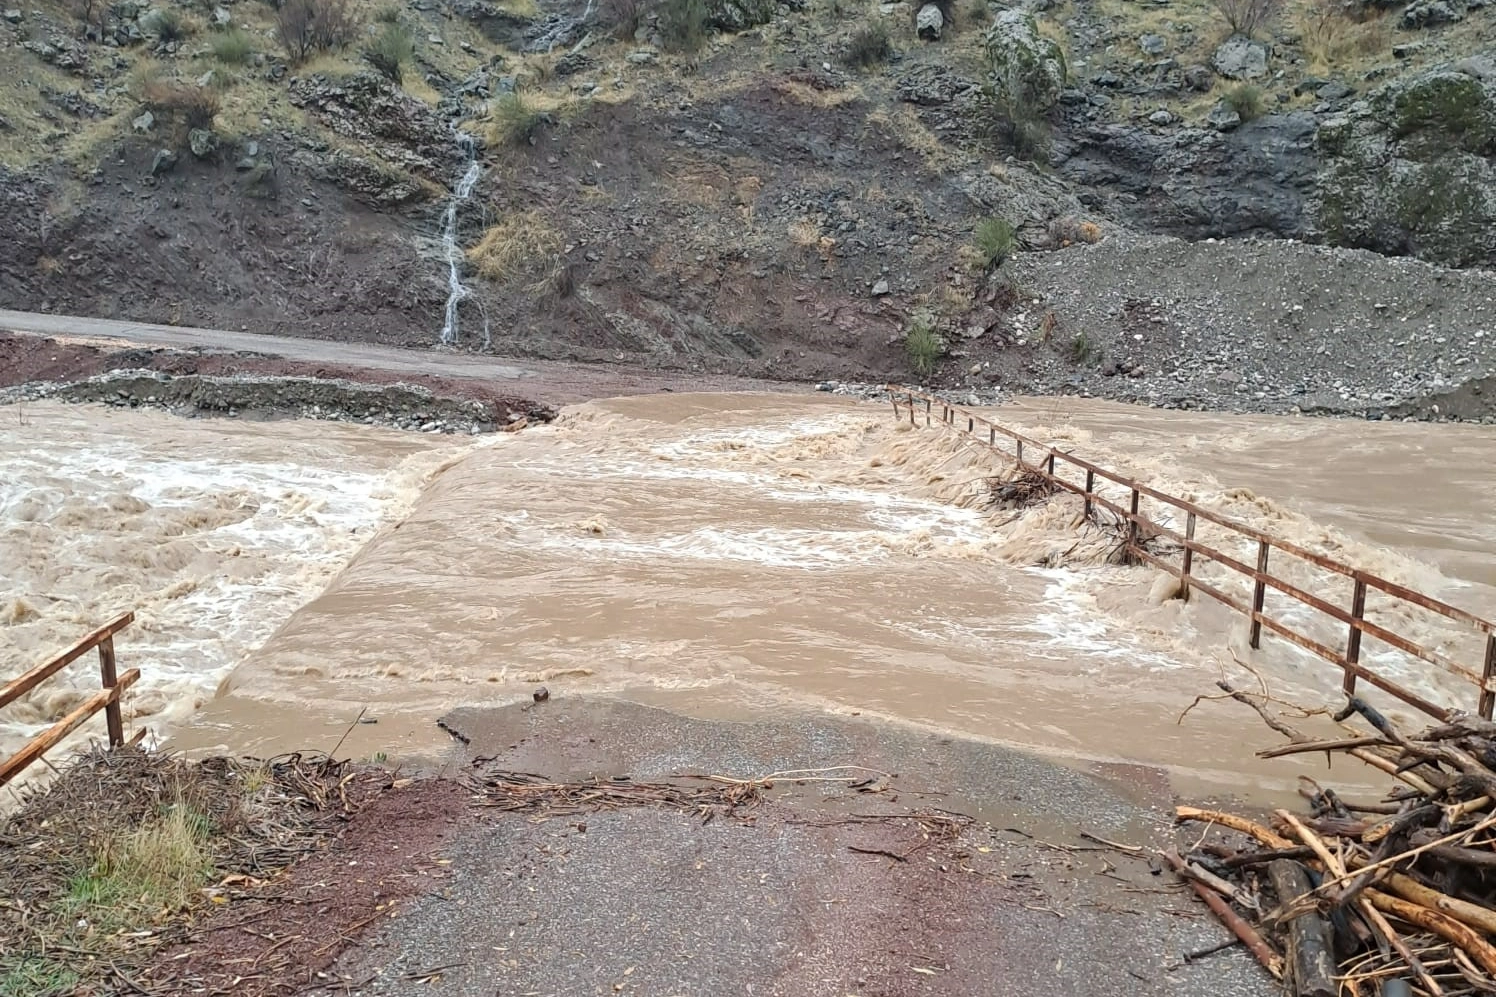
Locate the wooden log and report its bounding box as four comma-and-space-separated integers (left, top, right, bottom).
1377, 868, 1496, 937
1164, 850, 1283, 979
0, 669, 139, 787
1177, 806, 1294, 850
1365, 888, 1496, 977
1407, 830, 1496, 869
1267, 860, 1337, 997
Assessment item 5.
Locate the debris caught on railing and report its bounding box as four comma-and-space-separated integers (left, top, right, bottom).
1174, 682, 1496, 996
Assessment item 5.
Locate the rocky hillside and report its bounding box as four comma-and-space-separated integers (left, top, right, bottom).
0, 0, 1492, 410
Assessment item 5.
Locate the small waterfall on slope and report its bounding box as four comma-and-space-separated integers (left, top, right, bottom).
438, 132, 487, 348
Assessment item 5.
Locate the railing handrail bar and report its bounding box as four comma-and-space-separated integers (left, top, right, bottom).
0, 611, 134, 709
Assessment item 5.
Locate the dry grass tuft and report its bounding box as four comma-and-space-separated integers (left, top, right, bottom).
467, 212, 564, 281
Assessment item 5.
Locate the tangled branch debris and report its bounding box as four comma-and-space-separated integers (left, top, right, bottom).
1173, 682, 1496, 996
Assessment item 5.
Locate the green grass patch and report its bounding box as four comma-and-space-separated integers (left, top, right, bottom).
209, 28, 255, 65
1223, 82, 1265, 122
64, 803, 215, 932
842, 20, 892, 68
487, 91, 544, 146
0, 956, 80, 997
362, 22, 415, 83
974, 217, 1016, 270
905, 311, 943, 378
659, 0, 708, 53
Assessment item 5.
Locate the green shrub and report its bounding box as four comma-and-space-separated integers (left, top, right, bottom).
209, 27, 254, 64
362, 22, 414, 82
488, 92, 544, 146
905, 312, 943, 377
842, 20, 892, 68
659, 0, 708, 52
144, 7, 190, 41
374, 3, 402, 22
1224, 82, 1266, 121
974, 217, 1016, 270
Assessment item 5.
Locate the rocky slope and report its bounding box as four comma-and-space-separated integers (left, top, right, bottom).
0, 0, 1492, 414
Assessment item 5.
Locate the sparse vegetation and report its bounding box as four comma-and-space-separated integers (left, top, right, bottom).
1224, 82, 1266, 121
1213, 0, 1284, 38
1067, 329, 1096, 364
65, 802, 214, 931
842, 20, 892, 69
467, 211, 563, 281
1297, 0, 1390, 75
905, 311, 944, 378
374, 3, 402, 22
141, 80, 221, 132
362, 23, 414, 83
1049, 216, 1104, 248
487, 91, 545, 146
209, 28, 255, 65
0, 956, 79, 997
659, 0, 709, 53
144, 7, 191, 42
276, 0, 360, 64
974, 217, 1017, 270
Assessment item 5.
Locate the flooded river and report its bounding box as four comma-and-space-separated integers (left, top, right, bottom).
5, 395, 1496, 799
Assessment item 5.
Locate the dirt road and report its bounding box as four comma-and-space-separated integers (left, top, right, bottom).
0, 310, 801, 407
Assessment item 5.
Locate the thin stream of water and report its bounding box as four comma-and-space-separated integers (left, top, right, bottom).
438, 132, 485, 348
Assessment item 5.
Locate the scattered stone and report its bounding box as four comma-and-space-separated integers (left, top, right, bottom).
1148, 108, 1174, 125
149, 148, 178, 175
533, 686, 550, 703
1182, 64, 1214, 91
1317, 80, 1353, 100
871, 279, 891, 296
188, 127, 218, 158
213, 5, 230, 25
131, 110, 154, 133
1212, 34, 1269, 80
197, 70, 215, 88
1138, 33, 1166, 55
626, 48, 657, 63
428, 33, 444, 44
2, 8, 20, 22
916, 2, 943, 39
1392, 41, 1425, 58
1206, 101, 1242, 130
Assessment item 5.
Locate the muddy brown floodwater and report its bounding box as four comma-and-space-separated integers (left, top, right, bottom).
58, 391, 1465, 804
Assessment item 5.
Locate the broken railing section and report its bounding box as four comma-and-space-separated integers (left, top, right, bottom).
0, 611, 141, 788
886, 386, 1496, 721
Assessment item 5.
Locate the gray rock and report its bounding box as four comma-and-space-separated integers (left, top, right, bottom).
1401, 0, 1464, 26
1393, 41, 1425, 58
2, 8, 20, 22
131, 110, 154, 133
1207, 101, 1243, 130
213, 5, 229, 24
879, 1, 910, 13
916, 2, 943, 39
243, 139, 259, 157
197, 70, 215, 88
1149, 108, 1174, 124
625, 48, 657, 63
188, 127, 218, 158
150, 148, 178, 175
1455, 53, 1496, 79
1138, 33, 1166, 55
1212, 34, 1268, 80
1317, 81, 1354, 100
428, 33, 444, 43
985, 10, 1068, 113
871, 279, 891, 296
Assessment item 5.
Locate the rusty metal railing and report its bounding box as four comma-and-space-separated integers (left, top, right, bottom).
0, 612, 140, 787
888, 387, 1496, 722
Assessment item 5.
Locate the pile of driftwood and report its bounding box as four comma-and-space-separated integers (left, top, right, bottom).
1174, 682, 1496, 996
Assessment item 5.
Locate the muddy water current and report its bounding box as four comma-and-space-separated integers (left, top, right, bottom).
6, 395, 1496, 800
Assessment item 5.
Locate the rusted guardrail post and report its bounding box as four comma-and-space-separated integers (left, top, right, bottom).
1250, 541, 1271, 649
1128, 487, 1141, 555
98, 635, 124, 748
1046, 451, 1056, 476
1181, 512, 1197, 603
988, 427, 995, 446
1481, 633, 1496, 720
1083, 469, 1095, 520
1344, 579, 1367, 698
924, 398, 931, 426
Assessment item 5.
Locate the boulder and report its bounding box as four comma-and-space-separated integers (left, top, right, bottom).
131, 110, 154, 133
1207, 101, 1242, 130
150, 148, 178, 175
984, 9, 1068, 114
1138, 33, 1166, 55
2, 8, 21, 22
1212, 34, 1268, 80
916, 2, 943, 39
1312, 65, 1496, 267
1182, 64, 1214, 91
